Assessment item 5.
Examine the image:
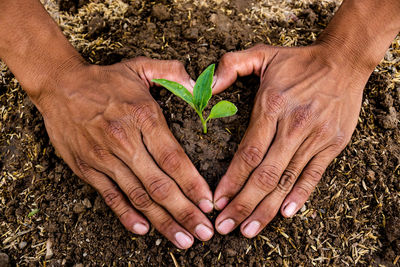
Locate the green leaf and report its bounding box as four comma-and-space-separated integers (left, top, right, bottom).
193, 64, 215, 112
28, 209, 39, 218
152, 79, 194, 108
206, 101, 237, 121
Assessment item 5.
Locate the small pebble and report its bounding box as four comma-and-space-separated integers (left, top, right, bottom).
19, 241, 27, 249
73, 203, 86, 214
45, 239, 53, 260
156, 239, 162, 246
82, 198, 92, 209
300, 204, 307, 212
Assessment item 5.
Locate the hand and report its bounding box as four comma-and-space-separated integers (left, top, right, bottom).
212, 44, 371, 237
32, 57, 214, 249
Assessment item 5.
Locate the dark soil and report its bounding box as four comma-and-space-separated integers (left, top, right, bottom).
1, 0, 399, 266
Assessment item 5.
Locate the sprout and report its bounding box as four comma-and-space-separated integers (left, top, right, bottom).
152, 64, 237, 133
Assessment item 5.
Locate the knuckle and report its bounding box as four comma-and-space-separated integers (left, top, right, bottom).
260, 92, 286, 116
277, 169, 298, 193
331, 134, 348, 151
105, 121, 127, 142
220, 52, 235, 65
312, 121, 332, 139
295, 179, 316, 200
148, 177, 173, 202
127, 186, 153, 210
303, 165, 324, 183
158, 216, 175, 233
239, 145, 264, 169
103, 188, 124, 210
253, 165, 281, 192
170, 60, 184, 70
232, 202, 253, 218
176, 208, 197, 225
130, 56, 146, 65
91, 144, 111, 161
288, 105, 314, 132
182, 180, 202, 199
159, 149, 181, 174
252, 43, 268, 50
75, 158, 91, 175
130, 103, 160, 131
118, 208, 130, 219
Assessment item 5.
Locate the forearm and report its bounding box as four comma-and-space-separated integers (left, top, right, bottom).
316, 0, 400, 74
0, 0, 85, 100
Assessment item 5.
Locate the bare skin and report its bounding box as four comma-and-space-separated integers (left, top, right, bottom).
212, 0, 400, 237
1, 0, 399, 249
0, 0, 214, 249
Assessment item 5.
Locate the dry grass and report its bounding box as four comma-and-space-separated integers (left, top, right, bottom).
1, 0, 399, 265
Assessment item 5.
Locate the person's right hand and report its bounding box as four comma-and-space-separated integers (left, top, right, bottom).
30, 57, 214, 249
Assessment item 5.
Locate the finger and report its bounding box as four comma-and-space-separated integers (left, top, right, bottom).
126, 57, 195, 91
280, 148, 339, 218
213, 44, 278, 94
106, 100, 213, 213
215, 131, 304, 235
213, 97, 281, 210
86, 153, 201, 249
142, 110, 214, 213
239, 138, 321, 238
73, 160, 149, 235
107, 131, 214, 242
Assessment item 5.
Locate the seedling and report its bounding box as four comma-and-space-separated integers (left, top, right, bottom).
152, 64, 237, 133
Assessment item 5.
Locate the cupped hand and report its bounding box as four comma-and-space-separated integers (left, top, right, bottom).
32, 57, 214, 249
212, 44, 371, 238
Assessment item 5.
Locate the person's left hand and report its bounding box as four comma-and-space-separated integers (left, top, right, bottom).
211, 44, 371, 238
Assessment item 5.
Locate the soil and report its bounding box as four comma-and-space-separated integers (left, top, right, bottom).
1, 0, 400, 266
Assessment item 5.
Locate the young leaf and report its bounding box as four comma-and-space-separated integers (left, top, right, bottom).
206, 100, 237, 122
193, 64, 215, 112
152, 79, 195, 108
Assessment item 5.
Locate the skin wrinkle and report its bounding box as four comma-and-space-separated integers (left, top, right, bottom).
212, 0, 400, 238
1, 0, 400, 249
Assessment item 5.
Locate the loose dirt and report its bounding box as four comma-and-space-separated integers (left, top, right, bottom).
1, 0, 399, 266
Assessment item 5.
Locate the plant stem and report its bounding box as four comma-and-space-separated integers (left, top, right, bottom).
200, 115, 207, 134
196, 110, 207, 134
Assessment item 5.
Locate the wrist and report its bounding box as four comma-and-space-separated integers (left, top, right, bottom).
313, 35, 377, 76
28, 59, 90, 115
0, 0, 87, 106
27, 54, 87, 102
314, 0, 400, 77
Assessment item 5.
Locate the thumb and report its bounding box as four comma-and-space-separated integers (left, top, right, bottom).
125, 57, 195, 91
213, 44, 277, 94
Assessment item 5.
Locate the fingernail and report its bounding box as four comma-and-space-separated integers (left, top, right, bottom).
214, 197, 229, 210
190, 79, 196, 87
243, 221, 260, 238
175, 232, 193, 249
284, 202, 297, 217
217, 218, 235, 235
195, 224, 213, 241
198, 199, 214, 213
132, 223, 149, 235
